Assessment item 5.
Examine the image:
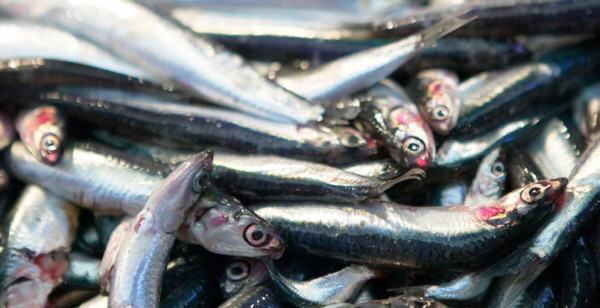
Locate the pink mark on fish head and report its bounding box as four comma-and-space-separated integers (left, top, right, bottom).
477, 206, 505, 221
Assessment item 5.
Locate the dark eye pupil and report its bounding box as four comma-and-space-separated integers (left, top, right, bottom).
230, 266, 243, 276
251, 230, 264, 241
437, 109, 446, 117
408, 143, 419, 151
347, 135, 359, 145
529, 187, 541, 197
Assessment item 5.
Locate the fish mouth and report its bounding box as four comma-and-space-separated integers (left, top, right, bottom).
546, 178, 568, 201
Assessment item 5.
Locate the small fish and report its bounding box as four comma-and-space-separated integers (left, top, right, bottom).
359, 79, 436, 170
218, 284, 283, 308
251, 179, 566, 270
109, 151, 213, 307
408, 69, 461, 135
160, 255, 222, 308
0, 185, 80, 307
16, 106, 66, 165
573, 82, 600, 140
99, 217, 134, 295
341, 159, 404, 181
463, 148, 506, 207
221, 258, 269, 298
264, 260, 380, 307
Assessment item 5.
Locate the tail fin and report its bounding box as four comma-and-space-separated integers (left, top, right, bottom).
377, 168, 426, 193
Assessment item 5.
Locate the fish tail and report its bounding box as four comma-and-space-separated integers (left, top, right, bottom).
418, 9, 478, 50
379, 168, 426, 192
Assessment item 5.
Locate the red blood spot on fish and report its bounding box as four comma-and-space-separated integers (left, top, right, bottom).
477, 207, 505, 221
208, 215, 228, 228
555, 193, 568, 211
134, 216, 145, 233
36, 113, 54, 125
33, 253, 68, 282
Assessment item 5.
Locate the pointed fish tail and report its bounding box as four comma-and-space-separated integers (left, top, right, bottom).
377, 168, 426, 193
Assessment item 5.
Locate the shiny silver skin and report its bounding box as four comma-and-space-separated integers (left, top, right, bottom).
464, 148, 506, 207
426, 179, 468, 206
218, 284, 283, 308
0, 20, 155, 80
251, 179, 566, 270
409, 69, 461, 135
359, 79, 436, 170
482, 133, 600, 307
524, 117, 580, 179
79, 295, 108, 308
0, 111, 14, 151
109, 151, 213, 308
341, 159, 404, 181
221, 257, 269, 298
0, 185, 79, 307
16, 106, 66, 165
275, 13, 474, 102
401, 272, 492, 303
264, 260, 379, 307
573, 82, 600, 140
0, 0, 322, 124
99, 217, 133, 295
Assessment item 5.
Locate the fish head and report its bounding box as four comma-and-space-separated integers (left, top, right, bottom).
220, 257, 268, 298
330, 126, 379, 160
16, 106, 65, 165
478, 149, 507, 197
475, 178, 567, 227
184, 203, 285, 258
389, 111, 436, 170
420, 74, 460, 135
152, 150, 213, 234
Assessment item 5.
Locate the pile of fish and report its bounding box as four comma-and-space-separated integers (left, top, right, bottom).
1, 0, 600, 307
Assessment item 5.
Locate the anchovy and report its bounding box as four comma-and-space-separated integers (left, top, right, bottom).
38, 86, 378, 163
453, 42, 600, 137
408, 69, 461, 135
573, 82, 600, 140
374, 0, 600, 37
218, 284, 283, 308
251, 179, 565, 270
557, 237, 596, 308
109, 151, 212, 307
0, 20, 156, 81
160, 255, 222, 308
0, 0, 325, 124
359, 79, 436, 169
221, 258, 268, 298
506, 148, 544, 188
476, 137, 600, 307
341, 159, 404, 181
463, 148, 506, 207
273, 13, 475, 102
0, 185, 80, 307
16, 106, 66, 165
264, 260, 379, 307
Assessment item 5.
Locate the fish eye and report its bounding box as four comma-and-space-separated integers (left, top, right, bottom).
243, 224, 270, 247
490, 161, 505, 177
225, 260, 250, 282
402, 137, 425, 156
520, 183, 546, 204
431, 106, 450, 121
192, 169, 209, 193
340, 133, 364, 148
40, 133, 60, 152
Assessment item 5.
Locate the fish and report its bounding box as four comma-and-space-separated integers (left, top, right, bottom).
0, 20, 157, 81
463, 148, 506, 207
573, 82, 600, 140
408, 69, 461, 135
99, 217, 134, 295
341, 159, 404, 181
60, 252, 101, 291
38, 86, 378, 164
0, 0, 323, 124
273, 12, 475, 102
160, 255, 222, 308
358, 79, 436, 169
250, 179, 566, 270
264, 260, 380, 307
16, 106, 66, 165
0, 185, 79, 307
218, 284, 283, 308
221, 258, 269, 298
109, 151, 213, 307
556, 237, 596, 308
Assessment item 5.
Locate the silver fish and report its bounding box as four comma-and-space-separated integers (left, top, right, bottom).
0, 0, 323, 124
463, 148, 506, 207
221, 257, 268, 298
98, 217, 133, 295
109, 151, 212, 307
264, 260, 380, 307
573, 82, 600, 140
0, 185, 79, 307
16, 106, 66, 165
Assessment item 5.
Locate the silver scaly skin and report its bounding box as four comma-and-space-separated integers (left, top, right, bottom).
0, 20, 156, 81
0, 0, 322, 124
341, 159, 404, 181
264, 260, 380, 307
251, 179, 566, 271
109, 151, 213, 308
463, 148, 506, 207
0, 185, 80, 307
16, 106, 66, 165
99, 217, 134, 295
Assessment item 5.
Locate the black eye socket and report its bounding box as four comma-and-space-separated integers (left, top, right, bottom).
520, 184, 546, 204
403, 137, 425, 156
243, 224, 270, 247
341, 133, 364, 148
490, 161, 505, 177
192, 170, 209, 193
226, 261, 250, 282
